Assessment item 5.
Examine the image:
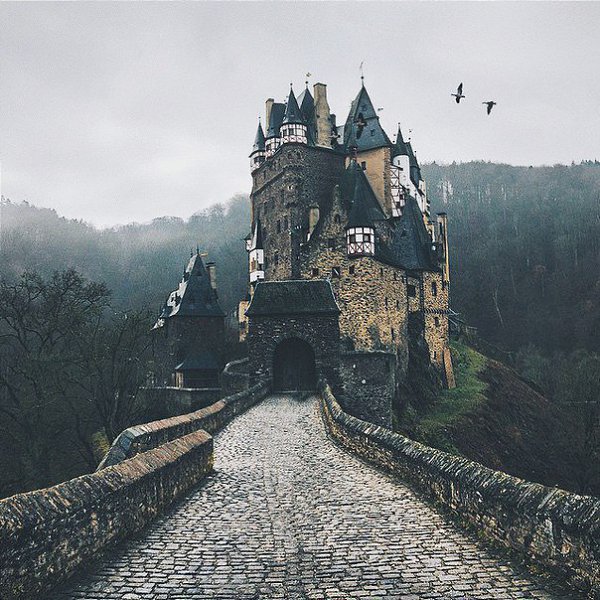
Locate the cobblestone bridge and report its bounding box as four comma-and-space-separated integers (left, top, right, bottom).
52, 395, 580, 600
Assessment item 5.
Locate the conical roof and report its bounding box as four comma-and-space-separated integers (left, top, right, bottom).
250, 218, 263, 250
159, 252, 225, 319
252, 122, 265, 153
297, 86, 314, 122
343, 85, 392, 152
266, 103, 286, 138
393, 124, 410, 157
342, 161, 387, 228
406, 141, 421, 185
282, 86, 306, 125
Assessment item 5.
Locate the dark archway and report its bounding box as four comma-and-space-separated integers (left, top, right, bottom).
273, 338, 317, 391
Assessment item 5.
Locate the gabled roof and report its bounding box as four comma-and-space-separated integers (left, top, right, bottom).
266, 103, 286, 138
252, 122, 265, 153
250, 218, 263, 250
160, 253, 225, 319
282, 87, 306, 125
175, 349, 220, 372
343, 85, 392, 152
393, 124, 410, 157
341, 161, 387, 228
246, 280, 340, 316
389, 195, 435, 271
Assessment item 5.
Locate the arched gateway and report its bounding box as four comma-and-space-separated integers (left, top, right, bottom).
273, 338, 316, 391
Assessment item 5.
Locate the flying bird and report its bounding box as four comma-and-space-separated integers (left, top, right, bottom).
483, 101, 497, 115
451, 83, 465, 103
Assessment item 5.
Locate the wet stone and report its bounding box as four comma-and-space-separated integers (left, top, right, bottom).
50, 394, 579, 600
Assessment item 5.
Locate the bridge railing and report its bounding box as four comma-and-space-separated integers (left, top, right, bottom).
0, 380, 270, 600
319, 380, 600, 596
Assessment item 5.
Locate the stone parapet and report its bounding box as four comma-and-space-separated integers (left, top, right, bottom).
319, 380, 600, 596
98, 381, 269, 469
0, 430, 213, 600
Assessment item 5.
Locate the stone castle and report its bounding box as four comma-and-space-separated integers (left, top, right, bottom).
154, 79, 455, 426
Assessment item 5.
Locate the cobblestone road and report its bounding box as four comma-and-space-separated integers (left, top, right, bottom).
52, 395, 582, 600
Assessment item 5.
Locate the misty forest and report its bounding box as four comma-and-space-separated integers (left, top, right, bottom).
1, 160, 599, 499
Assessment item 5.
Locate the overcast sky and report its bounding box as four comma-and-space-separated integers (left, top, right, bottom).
1, 2, 599, 227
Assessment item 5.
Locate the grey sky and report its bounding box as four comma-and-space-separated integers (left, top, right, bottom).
1, 2, 599, 227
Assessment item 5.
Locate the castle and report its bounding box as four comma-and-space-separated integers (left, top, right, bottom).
154, 78, 454, 427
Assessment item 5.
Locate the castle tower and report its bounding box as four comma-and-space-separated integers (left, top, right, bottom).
265, 100, 285, 157
250, 121, 266, 173
280, 85, 308, 145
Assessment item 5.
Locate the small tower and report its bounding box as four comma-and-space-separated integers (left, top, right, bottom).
344, 162, 385, 257
248, 219, 265, 284
280, 85, 308, 145
265, 101, 285, 157
391, 124, 411, 216
250, 121, 266, 172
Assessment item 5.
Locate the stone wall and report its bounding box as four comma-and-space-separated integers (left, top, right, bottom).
339, 351, 396, 428
0, 431, 213, 600
247, 314, 340, 389
99, 381, 269, 469
320, 381, 600, 595
351, 146, 392, 215
220, 357, 250, 396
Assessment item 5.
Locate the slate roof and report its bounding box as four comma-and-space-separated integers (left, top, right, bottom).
343, 85, 392, 152
252, 122, 265, 153
341, 161, 387, 228
160, 253, 225, 319
250, 218, 263, 250
298, 86, 314, 122
388, 195, 436, 271
393, 124, 410, 157
175, 349, 220, 372
282, 87, 306, 125
266, 103, 286, 138
406, 141, 421, 186
246, 280, 340, 316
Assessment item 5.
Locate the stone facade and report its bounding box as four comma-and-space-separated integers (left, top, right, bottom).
320, 381, 600, 596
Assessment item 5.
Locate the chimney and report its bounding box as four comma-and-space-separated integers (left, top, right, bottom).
206, 262, 218, 292
308, 204, 320, 239
313, 83, 332, 148
265, 98, 274, 132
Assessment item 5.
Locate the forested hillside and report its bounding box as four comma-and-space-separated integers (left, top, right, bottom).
424, 161, 600, 354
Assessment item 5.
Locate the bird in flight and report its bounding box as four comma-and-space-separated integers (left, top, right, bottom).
483, 101, 497, 115
451, 83, 465, 103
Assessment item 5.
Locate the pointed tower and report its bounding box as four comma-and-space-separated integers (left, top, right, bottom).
344, 161, 386, 257
248, 219, 265, 284
280, 85, 308, 145
250, 121, 266, 173
390, 124, 411, 217
265, 101, 286, 157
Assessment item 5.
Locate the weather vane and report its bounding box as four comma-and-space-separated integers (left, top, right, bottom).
359, 61, 365, 83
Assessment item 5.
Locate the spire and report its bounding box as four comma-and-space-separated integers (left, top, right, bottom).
282, 85, 305, 125
252, 120, 265, 153
266, 102, 285, 138
393, 123, 410, 157
343, 84, 392, 152
406, 141, 421, 186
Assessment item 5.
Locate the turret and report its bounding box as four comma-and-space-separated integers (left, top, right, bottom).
280, 85, 308, 145
265, 100, 285, 157
436, 212, 450, 286
248, 219, 265, 284
250, 121, 266, 172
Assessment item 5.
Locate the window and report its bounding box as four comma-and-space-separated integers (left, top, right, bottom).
328, 238, 336, 250
408, 284, 417, 298
274, 252, 279, 266
396, 300, 400, 309
370, 129, 375, 137
394, 272, 397, 280
391, 328, 395, 339
385, 297, 388, 309
361, 161, 367, 170
380, 268, 384, 278
432, 281, 438, 297
283, 216, 288, 230
334, 214, 341, 225
312, 267, 319, 276
349, 265, 355, 275
277, 220, 281, 233
332, 266, 341, 279
434, 317, 440, 327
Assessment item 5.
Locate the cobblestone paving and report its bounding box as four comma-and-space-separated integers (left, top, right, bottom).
51, 394, 582, 600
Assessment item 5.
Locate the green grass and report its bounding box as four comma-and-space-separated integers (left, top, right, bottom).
414, 340, 488, 453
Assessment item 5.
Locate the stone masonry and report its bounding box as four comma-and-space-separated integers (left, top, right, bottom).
50, 395, 581, 600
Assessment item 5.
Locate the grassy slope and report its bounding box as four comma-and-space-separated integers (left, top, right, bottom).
405, 340, 571, 491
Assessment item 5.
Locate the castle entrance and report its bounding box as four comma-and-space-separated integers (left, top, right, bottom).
273, 338, 316, 391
